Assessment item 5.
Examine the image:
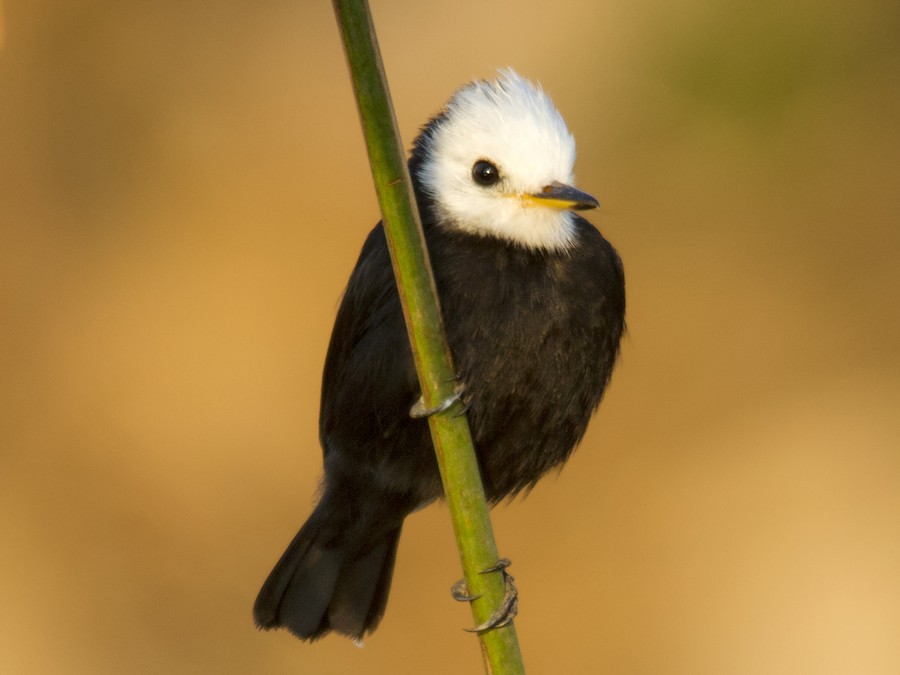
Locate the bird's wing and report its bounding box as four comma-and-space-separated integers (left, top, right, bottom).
318, 224, 419, 457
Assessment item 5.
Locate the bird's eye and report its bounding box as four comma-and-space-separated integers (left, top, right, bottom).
472, 160, 500, 187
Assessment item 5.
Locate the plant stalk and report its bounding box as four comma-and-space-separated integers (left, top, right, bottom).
331, 1, 526, 673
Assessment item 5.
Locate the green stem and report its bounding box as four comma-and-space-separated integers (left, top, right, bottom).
331, 1, 526, 673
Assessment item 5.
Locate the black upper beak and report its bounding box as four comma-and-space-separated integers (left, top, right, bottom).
525, 181, 600, 211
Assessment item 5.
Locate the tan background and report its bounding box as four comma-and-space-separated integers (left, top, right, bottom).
2, 1, 899, 673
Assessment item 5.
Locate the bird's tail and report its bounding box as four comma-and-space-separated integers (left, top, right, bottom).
253, 505, 402, 642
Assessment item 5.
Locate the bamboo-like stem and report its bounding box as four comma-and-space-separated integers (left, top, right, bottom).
331, 1, 525, 673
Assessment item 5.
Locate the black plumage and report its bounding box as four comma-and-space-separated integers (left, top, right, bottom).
254, 72, 625, 642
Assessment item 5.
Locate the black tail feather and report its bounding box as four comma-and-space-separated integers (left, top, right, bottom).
325, 531, 400, 638
254, 514, 402, 641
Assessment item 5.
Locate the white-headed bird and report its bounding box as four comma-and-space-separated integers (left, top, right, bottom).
254, 69, 625, 642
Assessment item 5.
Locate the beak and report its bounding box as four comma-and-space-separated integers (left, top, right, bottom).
520, 181, 599, 211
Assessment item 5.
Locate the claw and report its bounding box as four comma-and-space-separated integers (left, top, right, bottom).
410, 383, 465, 418
451, 578, 481, 602
481, 558, 512, 574
452, 397, 472, 418
451, 558, 519, 634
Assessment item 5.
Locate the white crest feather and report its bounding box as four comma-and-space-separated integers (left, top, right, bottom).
416, 69, 580, 251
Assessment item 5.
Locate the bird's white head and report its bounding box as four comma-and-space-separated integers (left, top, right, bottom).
415, 69, 597, 251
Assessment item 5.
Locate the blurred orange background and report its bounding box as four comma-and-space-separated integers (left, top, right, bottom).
2, 1, 899, 673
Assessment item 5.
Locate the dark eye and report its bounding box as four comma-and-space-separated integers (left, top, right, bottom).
472, 160, 500, 187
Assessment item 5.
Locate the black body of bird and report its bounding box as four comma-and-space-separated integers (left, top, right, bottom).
254, 71, 625, 642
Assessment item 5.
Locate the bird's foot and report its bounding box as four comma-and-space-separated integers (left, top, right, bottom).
451, 558, 519, 633
410, 382, 466, 418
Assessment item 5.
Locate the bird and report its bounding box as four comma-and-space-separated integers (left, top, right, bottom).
253, 69, 625, 643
